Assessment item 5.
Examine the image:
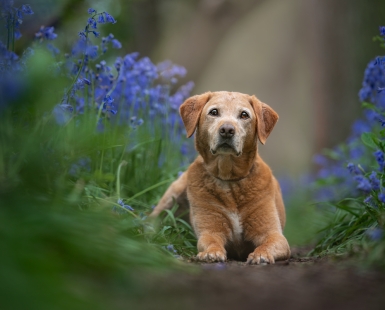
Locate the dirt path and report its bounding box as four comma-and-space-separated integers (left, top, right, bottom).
128, 248, 385, 310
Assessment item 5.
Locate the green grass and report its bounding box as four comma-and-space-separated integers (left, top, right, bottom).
0, 49, 198, 309
284, 201, 328, 247
310, 198, 385, 267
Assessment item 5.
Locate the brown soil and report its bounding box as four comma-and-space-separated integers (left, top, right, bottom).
127, 248, 385, 310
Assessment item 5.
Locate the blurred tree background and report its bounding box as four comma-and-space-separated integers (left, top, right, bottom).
9, 0, 385, 177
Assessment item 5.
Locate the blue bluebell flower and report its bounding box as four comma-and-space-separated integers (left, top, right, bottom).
377, 87, 385, 93
114, 58, 122, 71
88, 8, 96, 15
369, 171, 380, 190
364, 109, 380, 122
103, 12, 116, 24
347, 163, 361, 175
313, 154, 329, 166
44, 26, 57, 40
364, 196, 372, 204
85, 45, 98, 59
0, 41, 18, 64
117, 199, 134, 211
359, 87, 371, 102
21, 4, 34, 15
166, 244, 177, 254
102, 95, 117, 114
123, 52, 139, 68
366, 227, 383, 241
349, 144, 365, 160
78, 31, 86, 40
136, 118, 144, 126
88, 17, 97, 29
374, 56, 385, 66
129, 116, 144, 129
82, 78, 91, 85
374, 150, 385, 171
379, 26, 385, 37
377, 118, 385, 127
180, 143, 189, 156
352, 120, 370, 136
35, 26, 58, 41
354, 175, 372, 193
378, 193, 385, 203
103, 95, 114, 104
97, 14, 105, 24
14, 29, 22, 40
112, 39, 122, 49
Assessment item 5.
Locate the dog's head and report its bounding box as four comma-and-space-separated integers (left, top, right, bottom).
180, 91, 278, 157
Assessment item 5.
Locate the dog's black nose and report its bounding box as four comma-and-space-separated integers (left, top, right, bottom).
219, 124, 235, 138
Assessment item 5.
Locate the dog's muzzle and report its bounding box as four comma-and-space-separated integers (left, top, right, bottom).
210, 123, 241, 156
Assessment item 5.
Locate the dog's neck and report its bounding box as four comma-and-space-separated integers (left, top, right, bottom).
201, 149, 258, 181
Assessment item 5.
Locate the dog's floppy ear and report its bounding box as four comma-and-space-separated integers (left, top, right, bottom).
249, 95, 279, 145
179, 92, 212, 138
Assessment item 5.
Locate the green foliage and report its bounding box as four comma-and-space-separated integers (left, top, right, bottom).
312, 102, 385, 269
0, 96, 197, 308
0, 45, 196, 310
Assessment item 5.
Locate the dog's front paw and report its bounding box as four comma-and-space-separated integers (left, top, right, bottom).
196, 248, 227, 263
247, 247, 275, 265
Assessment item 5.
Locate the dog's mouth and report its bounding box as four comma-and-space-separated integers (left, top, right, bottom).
210, 142, 241, 156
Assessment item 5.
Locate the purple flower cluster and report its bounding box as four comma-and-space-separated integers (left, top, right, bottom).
0, 2, 35, 109
313, 26, 385, 203
0, 1, 34, 42
1, 5, 194, 180
10, 7, 194, 141
51, 9, 194, 137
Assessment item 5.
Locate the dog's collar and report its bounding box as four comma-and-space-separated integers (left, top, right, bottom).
214, 175, 248, 182
212, 163, 255, 182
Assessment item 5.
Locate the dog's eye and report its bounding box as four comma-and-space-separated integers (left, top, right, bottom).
240, 111, 250, 119
209, 109, 219, 116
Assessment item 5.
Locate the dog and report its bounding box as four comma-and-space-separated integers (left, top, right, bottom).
150, 91, 290, 264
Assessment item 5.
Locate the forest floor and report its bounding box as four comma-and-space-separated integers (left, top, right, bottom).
125, 247, 385, 310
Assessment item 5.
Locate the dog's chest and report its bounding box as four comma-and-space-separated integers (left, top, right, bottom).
225, 211, 243, 242
213, 178, 252, 207
211, 180, 250, 241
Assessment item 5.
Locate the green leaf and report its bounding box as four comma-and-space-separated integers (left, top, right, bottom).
334, 203, 360, 217
361, 101, 377, 111
361, 132, 379, 149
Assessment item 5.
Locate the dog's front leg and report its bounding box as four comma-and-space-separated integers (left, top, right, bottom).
243, 203, 290, 264
196, 233, 227, 262
246, 232, 290, 264
192, 208, 231, 262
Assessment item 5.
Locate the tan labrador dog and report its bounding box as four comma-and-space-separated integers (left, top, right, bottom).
150, 91, 290, 264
